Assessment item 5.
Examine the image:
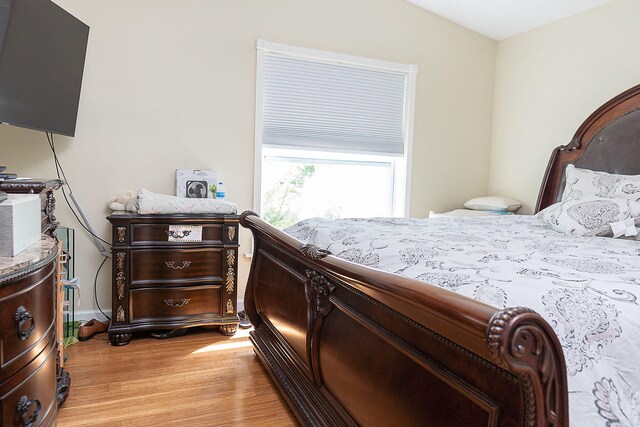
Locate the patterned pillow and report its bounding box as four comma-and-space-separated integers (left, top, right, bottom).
561, 164, 640, 202
536, 196, 640, 237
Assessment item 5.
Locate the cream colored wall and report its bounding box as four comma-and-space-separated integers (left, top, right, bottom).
0, 0, 496, 316
489, 0, 640, 213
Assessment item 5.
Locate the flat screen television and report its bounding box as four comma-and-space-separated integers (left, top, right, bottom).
0, 0, 89, 137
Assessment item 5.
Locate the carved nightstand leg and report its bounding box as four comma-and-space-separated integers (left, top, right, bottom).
219, 324, 238, 336
109, 332, 132, 346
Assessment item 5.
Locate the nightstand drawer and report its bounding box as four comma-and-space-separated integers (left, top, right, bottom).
0, 265, 55, 374
0, 337, 57, 427
130, 223, 224, 245
129, 285, 221, 322
130, 248, 223, 284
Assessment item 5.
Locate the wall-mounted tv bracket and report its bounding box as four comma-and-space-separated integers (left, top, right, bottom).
0, 166, 17, 179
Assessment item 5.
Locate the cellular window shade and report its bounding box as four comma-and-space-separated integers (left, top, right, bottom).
262, 53, 408, 155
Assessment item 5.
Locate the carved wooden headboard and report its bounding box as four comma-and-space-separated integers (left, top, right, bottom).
536, 84, 640, 212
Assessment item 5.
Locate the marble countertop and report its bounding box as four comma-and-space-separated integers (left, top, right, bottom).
0, 236, 57, 279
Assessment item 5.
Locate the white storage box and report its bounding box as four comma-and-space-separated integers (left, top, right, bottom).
0, 194, 41, 257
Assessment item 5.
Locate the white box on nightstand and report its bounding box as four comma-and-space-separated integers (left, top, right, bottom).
0, 194, 41, 256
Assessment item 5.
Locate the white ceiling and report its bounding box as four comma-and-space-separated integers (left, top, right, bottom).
407, 0, 616, 40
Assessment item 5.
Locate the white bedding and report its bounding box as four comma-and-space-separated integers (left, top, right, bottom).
285, 215, 640, 427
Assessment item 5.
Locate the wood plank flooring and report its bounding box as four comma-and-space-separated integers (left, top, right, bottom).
57, 328, 298, 426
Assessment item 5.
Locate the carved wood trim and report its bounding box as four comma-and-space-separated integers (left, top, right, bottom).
341, 277, 516, 382
0, 179, 63, 194
116, 306, 125, 323
227, 226, 236, 242
304, 269, 337, 386
117, 226, 126, 243
226, 249, 236, 293
109, 332, 131, 346
0, 245, 58, 285
219, 324, 238, 336
226, 249, 236, 266
300, 243, 331, 260
44, 192, 57, 222
115, 252, 126, 301
305, 269, 336, 317
486, 307, 568, 427
226, 299, 234, 314
115, 253, 125, 271
225, 268, 235, 293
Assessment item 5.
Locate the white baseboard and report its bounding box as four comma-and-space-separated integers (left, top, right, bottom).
71, 300, 245, 324
73, 309, 111, 323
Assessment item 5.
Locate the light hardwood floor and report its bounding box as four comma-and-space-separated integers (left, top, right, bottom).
57, 328, 298, 426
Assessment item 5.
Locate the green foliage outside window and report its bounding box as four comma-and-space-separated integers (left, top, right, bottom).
263, 165, 315, 229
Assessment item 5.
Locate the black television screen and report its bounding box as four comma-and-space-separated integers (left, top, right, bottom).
0, 0, 89, 137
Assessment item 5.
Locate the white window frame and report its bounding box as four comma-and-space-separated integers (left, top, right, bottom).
254, 39, 417, 217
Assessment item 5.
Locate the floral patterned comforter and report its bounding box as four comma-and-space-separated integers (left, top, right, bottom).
285, 215, 640, 427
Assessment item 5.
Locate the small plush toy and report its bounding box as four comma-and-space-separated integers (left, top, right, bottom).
106, 190, 138, 212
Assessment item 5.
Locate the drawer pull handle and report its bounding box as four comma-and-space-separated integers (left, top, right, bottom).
17, 396, 41, 427
165, 261, 191, 270
166, 230, 192, 239
15, 306, 35, 341
164, 298, 190, 308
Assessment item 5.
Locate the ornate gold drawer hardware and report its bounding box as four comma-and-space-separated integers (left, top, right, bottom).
166, 229, 192, 239
164, 298, 190, 308
15, 306, 35, 341
17, 395, 41, 427
165, 260, 191, 270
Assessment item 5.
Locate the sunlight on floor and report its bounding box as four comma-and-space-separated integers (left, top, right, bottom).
191, 340, 253, 354
189, 328, 253, 354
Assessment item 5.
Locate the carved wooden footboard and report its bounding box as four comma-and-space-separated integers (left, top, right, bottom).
241, 212, 568, 427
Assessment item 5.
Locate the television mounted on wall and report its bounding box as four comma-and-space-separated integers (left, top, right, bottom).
0, 0, 89, 137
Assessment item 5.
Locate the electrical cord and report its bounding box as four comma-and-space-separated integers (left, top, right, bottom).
46, 133, 110, 245
94, 255, 111, 321
46, 132, 112, 320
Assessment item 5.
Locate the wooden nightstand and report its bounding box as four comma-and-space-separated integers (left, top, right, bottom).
106, 213, 240, 346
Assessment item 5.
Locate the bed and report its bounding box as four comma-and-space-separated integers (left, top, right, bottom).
240, 83, 640, 427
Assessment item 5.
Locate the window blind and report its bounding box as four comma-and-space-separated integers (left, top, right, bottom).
261, 53, 409, 156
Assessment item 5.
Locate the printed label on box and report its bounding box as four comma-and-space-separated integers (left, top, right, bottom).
176, 169, 217, 198
167, 225, 203, 242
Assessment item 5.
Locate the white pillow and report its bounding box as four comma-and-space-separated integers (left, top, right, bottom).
137, 188, 237, 215
429, 209, 512, 218
463, 196, 522, 212
536, 196, 640, 237
561, 164, 640, 202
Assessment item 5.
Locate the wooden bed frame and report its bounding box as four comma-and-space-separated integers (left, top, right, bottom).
241, 83, 640, 427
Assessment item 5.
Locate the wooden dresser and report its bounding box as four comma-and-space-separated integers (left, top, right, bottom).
0, 237, 61, 427
106, 213, 240, 345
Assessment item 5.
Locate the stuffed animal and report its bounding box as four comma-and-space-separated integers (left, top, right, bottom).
106, 190, 138, 212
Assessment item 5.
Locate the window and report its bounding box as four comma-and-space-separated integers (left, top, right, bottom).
254, 40, 417, 228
